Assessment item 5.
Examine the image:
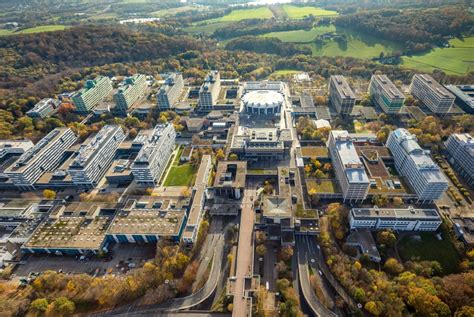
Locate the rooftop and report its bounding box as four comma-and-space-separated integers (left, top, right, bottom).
351, 206, 441, 220
331, 131, 369, 184
330, 75, 356, 99
446, 85, 474, 108
214, 161, 247, 188
414, 74, 455, 99
372, 74, 404, 99
262, 196, 292, 219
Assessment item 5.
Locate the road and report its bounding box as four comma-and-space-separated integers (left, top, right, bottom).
232, 189, 256, 317
295, 236, 339, 317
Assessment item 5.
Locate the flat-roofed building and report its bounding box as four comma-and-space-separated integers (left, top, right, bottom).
213, 161, 247, 199
157, 73, 184, 110
445, 85, 474, 114
387, 128, 448, 202
369, 75, 405, 113
72, 76, 113, 113
409, 74, 455, 114
445, 133, 474, 186
114, 74, 147, 113
67, 125, 126, 188
350, 206, 442, 231
199, 70, 220, 111
182, 155, 212, 244
108, 197, 189, 243
26, 98, 60, 119
0, 140, 34, 160
4, 128, 77, 190
105, 159, 134, 185
452, 216, 474, 247
329, 75, 356, 115
328, 130, 369, 202
131, 124, 176, 187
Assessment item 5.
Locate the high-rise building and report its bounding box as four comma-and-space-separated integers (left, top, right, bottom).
445, 85, 474, 114
409, 74, 455, 114
445, 133, 474, 186
72, 76, 113, 113
387, 128, 448, 202
199, 70, 220, 111
350, 206, 442, 231
26, 98, 60, 119
329, 75, 356, 115
131, 124, 176, 186
369, 74, 405, 113
328, 130, 370, 202
114, 74, 147, 113
4, 128, 77, 190
157, 73, 184, 110
68, 125, 126, 188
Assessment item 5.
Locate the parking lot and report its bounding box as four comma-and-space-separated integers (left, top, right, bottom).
14, 243, 156, 278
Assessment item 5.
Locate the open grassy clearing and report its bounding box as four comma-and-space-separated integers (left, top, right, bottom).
261, 25, 335, 43
202, 7, 274, 23
163, 147, 196, 187
282, 5, 338, 19
401, 37, 474, 75
183, 21, 232, 35
0, 25, 68, 36
397, 224, 460, 275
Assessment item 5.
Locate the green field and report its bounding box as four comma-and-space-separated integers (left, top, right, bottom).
0, 25, 68, 36
397, 226, 460, 275
401, 37, 474, 75
163, 147, 196, 187
282, 5, 338, 19
203, 7, 274, 23
261, 25, 335, 43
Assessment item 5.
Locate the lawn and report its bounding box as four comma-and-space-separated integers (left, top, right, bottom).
0, 25, 68, 36
300, 146, 329, 158
401, 37, 474, 75
202, 7, 274, 23
306, 179, 340, 194
163, 147, 196, 187
397, 224, 460, 275
282, 5, 338, 19
261, 25, 335, 43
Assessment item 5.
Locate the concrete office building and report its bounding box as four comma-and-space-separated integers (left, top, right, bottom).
387, 129, 448, 202
72, 76, 113, 113
328, 131, 370, 202
0, 140, 34, 160
114, 74, 147, 113
409, 74, 455, 114
199, 71, 220, 111
131, 124, 176, 186
445, 85, 474, 114
157, 73, 184, 110
242, 90, 284, 115
369, 75, 405, 113
67, 125, 126, 188
26, 98, 60, 119
329, 75, 356, 115
350, 206, 442, 231
445, 134, 474, 186
4, 128, 77, 190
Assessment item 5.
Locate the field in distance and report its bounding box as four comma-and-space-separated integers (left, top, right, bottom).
281, 5, 338, 19
0, 25, 68, 36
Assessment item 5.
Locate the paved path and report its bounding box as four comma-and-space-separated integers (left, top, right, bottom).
232, 189, 255, 317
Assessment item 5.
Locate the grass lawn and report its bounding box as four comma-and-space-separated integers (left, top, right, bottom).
261, 25, 335, 43
202, 7, 274, 23
306, 179, 340, 194
401, 37, 474, 75
397, 225, 460, 275
163, 147, 196, 187
300, 146, 329, 158
282, 5, 338, 19
0, 25, 68, 36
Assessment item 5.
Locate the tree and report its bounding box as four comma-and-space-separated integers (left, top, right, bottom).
228, 153, 238, 160
255, 231, 267, 245
384, 258, 404, 275
215, 148, 225, 161
365, 301, 384, 316
256, 244, 266, 256
392, 196, 403, 207
43, 189, 56, 200
372, 194, 388, 207
353, 287, 366, 302
376, 230, 396, 247
455, 306, 474, 317
279, 246, 294, 261
30, 298, 48, 313
51, 297, 75, 315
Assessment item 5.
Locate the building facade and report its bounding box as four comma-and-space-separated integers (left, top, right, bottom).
445, 85, 474, 114
26, 98, 60, 119
199, 71, 220, 111
131, 124, 176, 186
114, 74, 147, 113
67, 125, 126, 188
72, 76, 113, 113
329, 75, 356, 115
4, 128, 77, 190
409, 74, 455, 114
387, 128, 448, 202
445, 133, 474, 186
369, 75, 405, 113
328, 131, 370, 202
157, 73, 184, 110
350, 206, 442, 231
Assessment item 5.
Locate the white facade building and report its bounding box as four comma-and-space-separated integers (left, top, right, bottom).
72, 76, 113, 113
445, 133, 474, 186
350, 206, 442, 231
68, 125, 126, 188
26, 98, 60, 119
157, 73, 184, 110
387, 128, 448, 202
4, 128, 77, 190
131, 124, 176, 186
409, 74, 455, 114
329, 75, 356, 115
328, 131, 370, 202
369, 75, 405, 113
0, 140, 34, 160
199, 71, 220, 111
114, 74, 147, 113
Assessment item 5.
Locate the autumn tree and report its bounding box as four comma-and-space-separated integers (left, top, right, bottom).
384, 258, 404, 275
43, 189, 56, 200
256, 244, 267, 256
376, 230, 396, 247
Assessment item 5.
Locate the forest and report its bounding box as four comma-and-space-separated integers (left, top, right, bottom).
225, 36, 312, 56
335, 6, 473, 53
